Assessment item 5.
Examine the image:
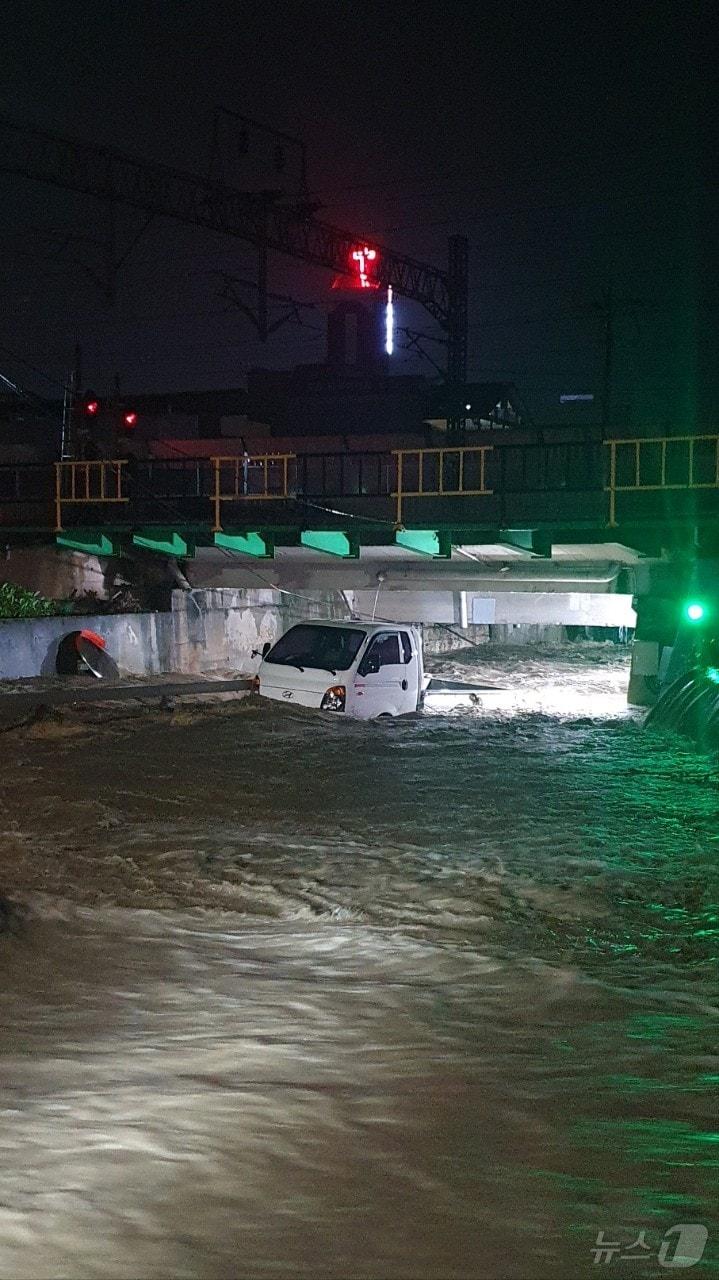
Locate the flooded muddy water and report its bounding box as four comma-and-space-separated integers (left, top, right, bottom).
1, 644, 717, 1278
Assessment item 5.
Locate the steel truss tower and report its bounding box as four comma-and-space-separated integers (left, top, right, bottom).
0, 116, 468, 426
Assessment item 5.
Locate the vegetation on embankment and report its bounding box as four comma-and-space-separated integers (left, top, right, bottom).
0, 582, 57, 619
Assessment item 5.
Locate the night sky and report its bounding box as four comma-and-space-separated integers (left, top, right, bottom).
0, 0, 713, 424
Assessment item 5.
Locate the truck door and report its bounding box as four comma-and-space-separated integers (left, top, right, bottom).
398, 629, 421, 712
353, 631, 407, 718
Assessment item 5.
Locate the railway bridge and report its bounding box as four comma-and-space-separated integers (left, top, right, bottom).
2, 431, 718, 704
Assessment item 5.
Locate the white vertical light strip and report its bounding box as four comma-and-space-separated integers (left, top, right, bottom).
385, 285, 394, 355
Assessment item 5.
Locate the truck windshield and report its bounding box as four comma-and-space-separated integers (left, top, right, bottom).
265, 625, 366, 673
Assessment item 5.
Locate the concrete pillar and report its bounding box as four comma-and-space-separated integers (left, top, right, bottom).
628, 560, 719, 705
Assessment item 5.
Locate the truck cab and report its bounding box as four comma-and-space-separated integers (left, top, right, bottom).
256, 621, 424, 719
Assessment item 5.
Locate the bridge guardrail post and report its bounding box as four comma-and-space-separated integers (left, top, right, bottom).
54, 462, 62, 531
212, 457, 222, 532
54, 459, 129, 532
395, 450, 404, 526
608, 440, 617, 526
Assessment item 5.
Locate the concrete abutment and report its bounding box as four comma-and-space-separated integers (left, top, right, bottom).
627, 560, 719, 706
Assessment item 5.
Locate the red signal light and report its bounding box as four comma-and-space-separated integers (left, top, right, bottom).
123, 411, 138, 428
85, 399, 99, 415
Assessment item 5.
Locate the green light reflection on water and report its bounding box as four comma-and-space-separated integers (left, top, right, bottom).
571, 1119, 719, 1166
606, 1074, 715, 1096
625, 1013, 708, 1044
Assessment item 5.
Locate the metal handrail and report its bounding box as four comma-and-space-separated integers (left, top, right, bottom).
54, 460, 127, 531
606, 435, 719, 526
392, 446, 493, 525
211, 453, 295, 532
28, 435, 719, 538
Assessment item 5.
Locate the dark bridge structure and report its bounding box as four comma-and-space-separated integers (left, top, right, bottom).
2, 433, 718, 708
0, 433, 717, 561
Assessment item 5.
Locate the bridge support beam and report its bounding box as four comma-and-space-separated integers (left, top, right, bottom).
394, 530, 452, 557
627, 597, 679, 706
300, 531, 357, 557
132, 529, 195, 557
214, 531, 273, 558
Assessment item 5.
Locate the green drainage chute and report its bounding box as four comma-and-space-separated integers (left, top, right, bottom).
132, 529, 195, 556
214, 531, 273, 557
394, 529, 450, 557
300, 530, 357, 557
56, 532, 119, 556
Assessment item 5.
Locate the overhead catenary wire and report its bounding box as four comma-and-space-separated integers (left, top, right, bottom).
0, 368, 63, 429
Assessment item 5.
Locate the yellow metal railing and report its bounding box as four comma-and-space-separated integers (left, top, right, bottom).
55, 460, 127, 531
50, 438, 719, 538
606, 435, 719, 526
392, 446, 493, 525
211, 453, 295, 531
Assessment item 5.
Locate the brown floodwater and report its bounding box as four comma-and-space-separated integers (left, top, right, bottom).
0, 645, 717, 1278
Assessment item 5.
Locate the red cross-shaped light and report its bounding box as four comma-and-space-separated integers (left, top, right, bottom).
351, 245, 378, 288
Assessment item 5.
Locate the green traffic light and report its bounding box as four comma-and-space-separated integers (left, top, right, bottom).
685, 602, 706, 623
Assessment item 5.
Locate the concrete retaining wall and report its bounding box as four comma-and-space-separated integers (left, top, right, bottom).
0, 612, 173, 680
0, 588, 351, 681
0, 583, 636, 682
169, 589, 282, 675
0, 593, 283, 681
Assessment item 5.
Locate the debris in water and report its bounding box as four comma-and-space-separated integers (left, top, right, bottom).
0, 893, 24, 936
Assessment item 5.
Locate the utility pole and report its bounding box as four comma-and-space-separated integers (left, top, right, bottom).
62, 341, 83, 459
60, 382, 72, 460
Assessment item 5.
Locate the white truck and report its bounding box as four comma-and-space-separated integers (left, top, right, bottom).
254, 620, 505, 718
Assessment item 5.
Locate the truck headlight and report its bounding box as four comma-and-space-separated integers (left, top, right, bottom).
320, 685, 346, 712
